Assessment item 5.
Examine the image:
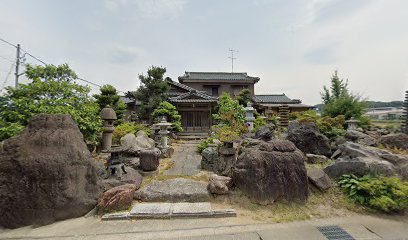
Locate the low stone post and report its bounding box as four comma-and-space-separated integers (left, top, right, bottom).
345, 117, 359, 131
100, 106, 117, 150
244, 102, 256, 132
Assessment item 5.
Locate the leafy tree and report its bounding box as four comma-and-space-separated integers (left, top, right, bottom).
320, 70, 366, 120
93, 84, 127, 124
236, 88, 252, 106
152, 101, 183, 132
127, 66, 170, 122
0, 64, 102, 143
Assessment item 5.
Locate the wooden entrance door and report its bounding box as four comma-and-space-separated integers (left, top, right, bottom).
180, 111, 210, 133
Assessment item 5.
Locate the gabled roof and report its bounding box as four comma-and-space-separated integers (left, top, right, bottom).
169, 90, 218, 103
253, 94, 301, 104
166, 78, 197, 92
179, 72, 260, 82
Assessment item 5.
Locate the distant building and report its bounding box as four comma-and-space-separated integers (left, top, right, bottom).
364, 107, 404, 120
122, 71, 312, 134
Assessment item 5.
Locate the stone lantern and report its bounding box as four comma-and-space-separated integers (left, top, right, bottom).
100, 106, 117, 150
346, 117, 359, 131
157, 116, 172, 148
244, 102, 256, 132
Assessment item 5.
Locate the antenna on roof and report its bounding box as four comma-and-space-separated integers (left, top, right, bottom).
228, 49, 238, 73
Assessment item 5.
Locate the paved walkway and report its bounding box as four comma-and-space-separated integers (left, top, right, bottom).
1, 215, 407, 239
164, 140, 201, 176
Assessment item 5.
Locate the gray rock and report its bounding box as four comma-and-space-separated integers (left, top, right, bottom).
139, 148, 161, 171
208, 174, 232, 195
201, 147, 219, 172
218, 146, 237, 177
98, 184, 136, 213
345, 130, 377, 146
159, 146, 174, 158
233, 139, 308, 205
124, 157, 140, 170
120, 132, 155, 155
331, 149, 342, 159
134, 178, 211, 202
307, 168, 333, 192
306, 154, 329, 164
287, 121, 332, 157
101, 167, 143, 191
379, 133, 408, 150
0, 114, 102, 228
255, 123, 275, 141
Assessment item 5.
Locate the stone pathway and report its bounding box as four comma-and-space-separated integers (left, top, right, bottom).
102, 202, 236, 220
164, 140, 202, 176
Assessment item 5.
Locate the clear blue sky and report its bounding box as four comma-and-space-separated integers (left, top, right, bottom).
1, 0, 407, 104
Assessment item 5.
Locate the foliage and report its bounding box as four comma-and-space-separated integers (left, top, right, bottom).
213, 93, 246, 133
126, 66, 170, 122
357, 115, 371, 131
197, 137, 216, 153
93, 84, 127, 125
321, 71, 366, 120
112, 122, 152, 144
0, 120, 24, 141
338, 174, 408, 213
236, 88, 252, 106
212, 125, 241, 142
253, 116, 266, 133
0, 64, 101, 143
290, 110, 346, 139
152, 101, 183, 132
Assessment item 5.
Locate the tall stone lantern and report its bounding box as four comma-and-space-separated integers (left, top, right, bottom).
157, 116, 172, 148
244, 102, 256, 132
100, 106, 117, 150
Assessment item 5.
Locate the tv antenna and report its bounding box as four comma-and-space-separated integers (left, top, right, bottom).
228, 49, 238, 73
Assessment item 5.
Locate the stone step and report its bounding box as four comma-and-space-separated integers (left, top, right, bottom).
102, 202, 236, 220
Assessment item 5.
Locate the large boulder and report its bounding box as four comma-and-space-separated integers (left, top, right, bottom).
201, 146, 219, 172
232, 140, 308, 205
324, 142, 408, 179
255, 123, 275, 141
287, 121, 332, 157
98, 184, 136, 213
0, 114, 102, 228
379, 133, 408, 150
305, 154, 329, 164
120, 131, 155, 155
134, 178, 210, 202
139, 148, 161, 171
208, 174, 232, 195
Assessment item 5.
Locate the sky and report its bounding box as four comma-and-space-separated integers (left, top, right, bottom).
0, 0, 407, 105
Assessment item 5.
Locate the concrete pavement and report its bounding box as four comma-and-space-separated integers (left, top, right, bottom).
1, 215, 407, 240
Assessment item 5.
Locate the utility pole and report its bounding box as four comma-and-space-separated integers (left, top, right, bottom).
228, 49, 238, 73
14, 43, 20, 88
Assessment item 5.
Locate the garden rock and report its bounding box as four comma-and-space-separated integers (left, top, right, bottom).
134, 178, 210, 202
0, 114, 102, 228
139, 148, 161, 171
208, 174, 232, 195
101, 167, 143, 191
345, 130, 377, 146
287, 121, 332, 157
324, 142, 408, 179
232, 139, 308, 205
255, 123, 275, 141
120, 131, 155, 155
218, 146, 237, 177
307, 168, 333, 192
98, 184, 136, 213
306, 154, 329, 164
201, 146, 219, 172
379, 133, 408, 150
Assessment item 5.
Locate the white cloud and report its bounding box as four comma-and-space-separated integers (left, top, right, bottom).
104, 0, 186, 19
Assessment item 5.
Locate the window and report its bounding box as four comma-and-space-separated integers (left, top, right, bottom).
211, 87, 219, 97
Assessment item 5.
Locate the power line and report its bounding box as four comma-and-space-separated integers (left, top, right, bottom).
0, 37, 17, 48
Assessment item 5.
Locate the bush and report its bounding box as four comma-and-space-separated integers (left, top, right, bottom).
0, 121, 24, 141
197, 137, 216, 153
290, 110, 345, 139
253, 116, 266, 133
152, 101, 183, 132
338, 174, 408, 213
112, 122, 152, 144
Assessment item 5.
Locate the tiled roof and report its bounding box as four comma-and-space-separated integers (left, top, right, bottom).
169, 90, 218, 103
179, 72, 260, 82
120, 96, 141, 105
253, 94, 301, 104
166, 79, 197, 92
